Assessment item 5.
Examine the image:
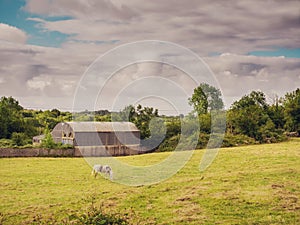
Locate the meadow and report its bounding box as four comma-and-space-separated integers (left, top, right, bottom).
0, 139, 299, 224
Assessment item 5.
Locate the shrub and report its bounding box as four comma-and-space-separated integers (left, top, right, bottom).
197, 132, 209, 149
55, 142, 74, 149
67, 206, 129, 225
0, 138, 13, 148
222, 133, 257, 147
157, 134, 180, 152
11, 132, 31, 146
40, 128, 56, 149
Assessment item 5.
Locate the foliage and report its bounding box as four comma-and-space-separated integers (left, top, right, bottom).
283, 88, 300, 134
116, 105, 136, 123
157, 134, 180, 152
55, 142, 74, 149
39, 128, 73, 149
67, 205, 129, 225
0, 86, 299, 149
0, 96, 24, 139
115, 104, 159, 140
222, 133, 257, 147
198, 113, 211, 134
165, 118, 181, 138
189, 83, 224, 115
0, 96, 74, 148
11, 132, 31, 146
228, 91, 286, 143
0, 138, 14, 148
41, 128, 56, 149
267, 97, 285, 129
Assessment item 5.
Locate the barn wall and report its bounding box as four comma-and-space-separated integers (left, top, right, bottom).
74, 131, 140, 147
49, 122, 141, 156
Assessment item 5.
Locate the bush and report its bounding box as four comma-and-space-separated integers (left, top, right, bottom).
11, 132, 31, 146
40, 128, 56, 149
0, 138, 13, 148
55, 142, 74, 149
222, 133, 257, 147
157, 134, 180, 152
67, 206, 129, 225
18, 144, 34, 149
258, 119, 288, 143
196, 133, 209, 149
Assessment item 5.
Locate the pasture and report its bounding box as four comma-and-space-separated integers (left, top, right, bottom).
0, 139, 299, 224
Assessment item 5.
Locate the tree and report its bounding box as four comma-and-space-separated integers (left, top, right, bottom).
229, 91, 284, 142
283, 88, 300, 134
134, 104, 159, 139
116, 104, 159, 140
117, 105, 136, 122
11, 132, 30, 146
0, 96, 24, 139
165, 118, 181, 138
41, 128, 56, 149
267, 96, 285, 129
188, 83, 224, 115
229, 91, 269, 141
232, 91, 268, 111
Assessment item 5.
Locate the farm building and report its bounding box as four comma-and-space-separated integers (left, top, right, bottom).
35, 122, 141, 156
32, 134, 45, 145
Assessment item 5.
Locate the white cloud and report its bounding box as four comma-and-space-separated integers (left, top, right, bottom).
205, 54, 300, 106
0, 23, 27, 44
23, 0, 300, 54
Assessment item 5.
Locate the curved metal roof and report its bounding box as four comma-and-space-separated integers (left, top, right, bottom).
61, 122, 139, 132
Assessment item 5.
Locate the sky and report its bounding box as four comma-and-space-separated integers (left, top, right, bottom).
0, 0, 299, 114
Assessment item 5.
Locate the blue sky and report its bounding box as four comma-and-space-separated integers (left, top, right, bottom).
0, 0, 70, 47
249, 48, 300, 59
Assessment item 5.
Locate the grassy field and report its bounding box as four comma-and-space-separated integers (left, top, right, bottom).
0, 139, 299, 224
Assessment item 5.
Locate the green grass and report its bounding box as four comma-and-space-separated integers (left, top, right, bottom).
0, 139, 300, 224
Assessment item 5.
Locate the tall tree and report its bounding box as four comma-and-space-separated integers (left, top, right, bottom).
267, 97, 285, 129
189, 83, 224, 115
283, 88, 300, 134
116, 104, 159, 140
229, 91, 270, 141
118, 105, 136, 123
134, 104, 159, 139
0, 96, 24, 139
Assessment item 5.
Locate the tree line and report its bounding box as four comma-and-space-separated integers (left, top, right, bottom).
0, 86, 299, 149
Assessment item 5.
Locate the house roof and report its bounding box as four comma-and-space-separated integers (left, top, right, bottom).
64, 122, 139, 132
32, 134, 45, 140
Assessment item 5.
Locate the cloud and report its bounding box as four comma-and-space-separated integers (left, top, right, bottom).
0, 0, 299, 111
0, 23, 27, 44
23, 0, 300, 54
205, 53, 300, 106
0, 38, 299, 110
23, 0, 138, 20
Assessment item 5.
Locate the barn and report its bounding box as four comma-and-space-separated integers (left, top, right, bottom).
51, 121, 140, 156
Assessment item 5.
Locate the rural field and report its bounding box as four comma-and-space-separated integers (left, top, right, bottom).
0, 139, 299, 224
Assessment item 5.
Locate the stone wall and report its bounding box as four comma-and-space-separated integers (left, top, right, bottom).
0, 145, 146, 157
0, 148, 75, 157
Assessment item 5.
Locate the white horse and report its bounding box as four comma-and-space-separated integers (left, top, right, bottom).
91, 164, 113, 180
